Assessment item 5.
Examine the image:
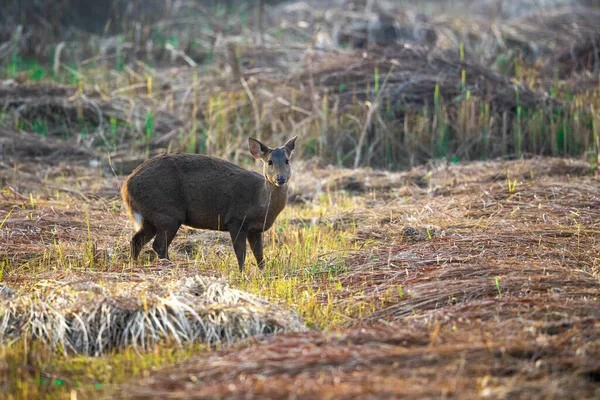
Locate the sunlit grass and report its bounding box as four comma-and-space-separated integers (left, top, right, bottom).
0, 184, 367, 399
176, 191, 366, 329
2, 339, 206, 399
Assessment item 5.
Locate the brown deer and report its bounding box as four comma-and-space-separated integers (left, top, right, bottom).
121, 136, 297, 271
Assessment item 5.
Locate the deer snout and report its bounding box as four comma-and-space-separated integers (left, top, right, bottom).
276, 175, 287, 186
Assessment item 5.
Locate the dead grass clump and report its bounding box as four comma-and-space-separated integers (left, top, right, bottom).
546, 33, 600, 78
0, 83, 183, 150
398, 225, 443, 242
288, 162, 428, 204
296, 47, 553, 112
0, 275, 307, 356
425, 156, 592, 191
0, 129, 97, 165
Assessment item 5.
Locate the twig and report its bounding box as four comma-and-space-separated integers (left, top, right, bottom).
227, 42, 242, 83
53, 42, 65, 76
240, 76, 261, 140
354, 65, 395, 168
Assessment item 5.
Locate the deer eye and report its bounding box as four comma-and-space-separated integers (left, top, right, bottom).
268, 160, 273, 166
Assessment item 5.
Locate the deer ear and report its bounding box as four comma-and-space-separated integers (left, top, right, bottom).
284, 135, 297, 157
249, 138, 270, 160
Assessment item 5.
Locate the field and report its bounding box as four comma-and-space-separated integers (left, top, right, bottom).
1, 1, 600, 399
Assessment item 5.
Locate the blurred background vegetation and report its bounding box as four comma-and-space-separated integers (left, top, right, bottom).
1, 0, 599, 170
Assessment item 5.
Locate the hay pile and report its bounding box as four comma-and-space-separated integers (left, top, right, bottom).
0, 275, 307, 356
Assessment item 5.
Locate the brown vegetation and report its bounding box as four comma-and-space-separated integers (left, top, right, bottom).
123, 156, 600, 399
2, 127, 599, 397
1, 1, 600, 399
1, 1, 599, 169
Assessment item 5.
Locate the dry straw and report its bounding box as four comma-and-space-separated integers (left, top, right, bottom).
0, 275, 307, 356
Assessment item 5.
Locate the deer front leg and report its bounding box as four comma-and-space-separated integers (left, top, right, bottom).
247, 231, 264, 269
229, 224, 248, 272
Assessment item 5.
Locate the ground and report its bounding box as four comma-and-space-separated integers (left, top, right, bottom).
1, 134, 599, 398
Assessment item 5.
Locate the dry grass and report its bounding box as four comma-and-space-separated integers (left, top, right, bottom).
120, 156, 600, 399
128, 321, 600, 399
3, 141, 599, 398
2, 2, 600, 169
1, 1, 600, 398
1, 275, 306, 356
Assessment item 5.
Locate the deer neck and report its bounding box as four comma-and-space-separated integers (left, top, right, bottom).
260, 179, 287, 229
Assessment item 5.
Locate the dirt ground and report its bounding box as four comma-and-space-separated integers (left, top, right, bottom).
1, 129, 599, 399
128, 158, 600, 399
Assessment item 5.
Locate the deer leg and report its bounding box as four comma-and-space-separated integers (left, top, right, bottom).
130, 220, 157, 261
247, 231, 264, 269
229, 224, 248, 272
152, 220, 181, 260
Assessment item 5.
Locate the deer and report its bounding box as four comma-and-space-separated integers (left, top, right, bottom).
121, 136, 297, 271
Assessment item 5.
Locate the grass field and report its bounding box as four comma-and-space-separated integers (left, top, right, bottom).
2, 143, 599, 398
1, 1, 600, 399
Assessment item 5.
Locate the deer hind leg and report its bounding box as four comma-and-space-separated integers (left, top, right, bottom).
247, 231, 264, 269
131, 219, 157, 261
151, 215, 182, 260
